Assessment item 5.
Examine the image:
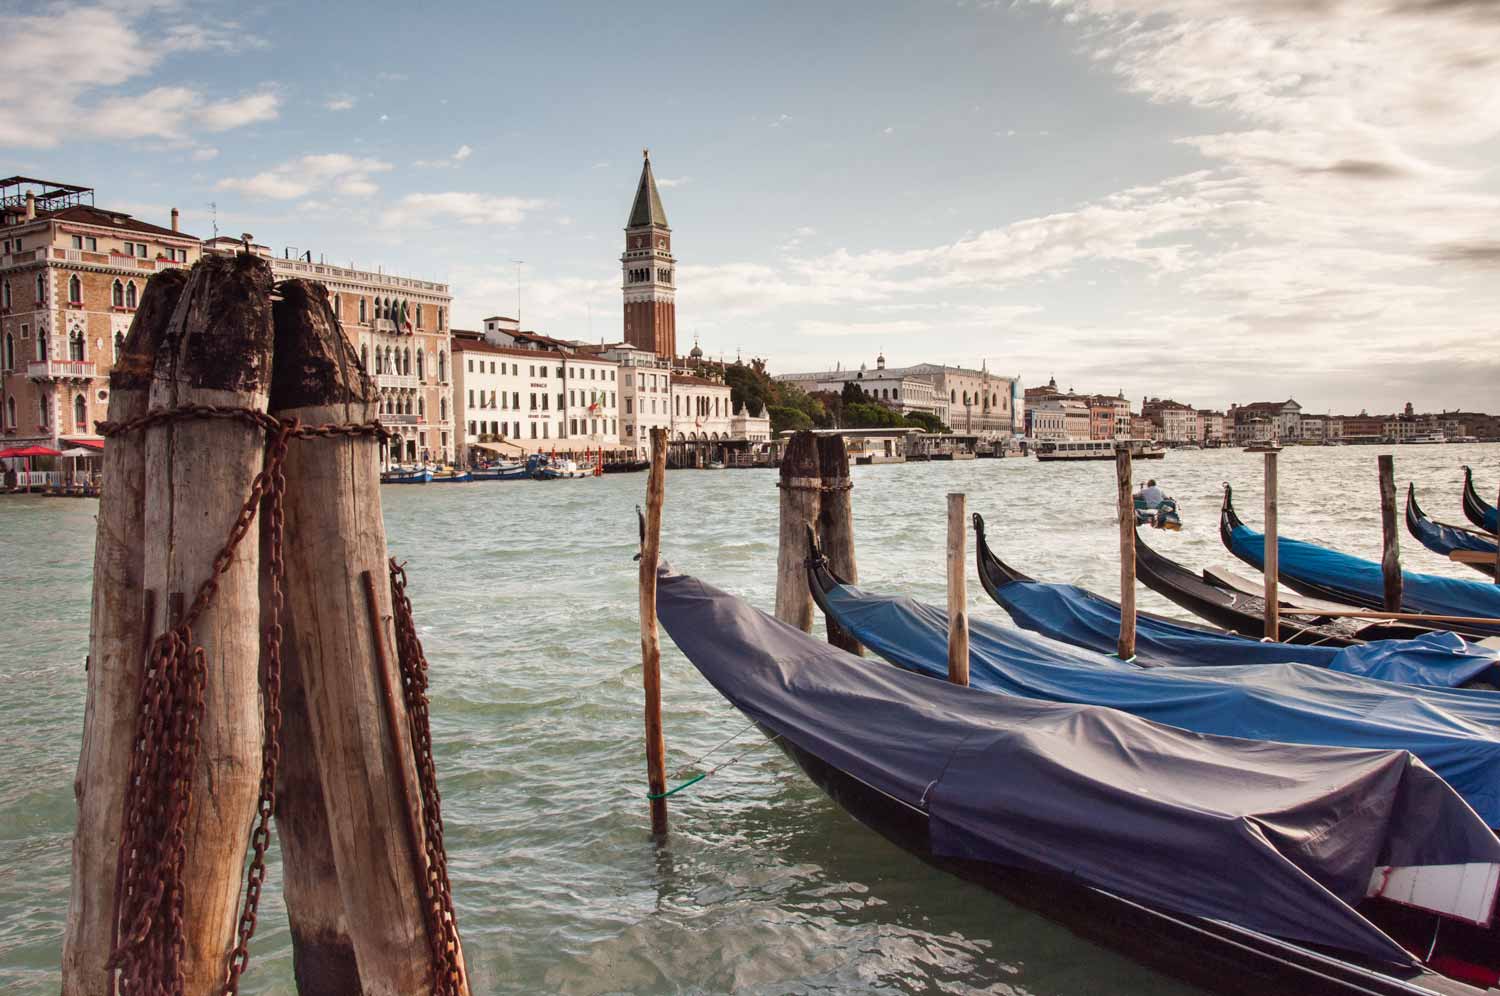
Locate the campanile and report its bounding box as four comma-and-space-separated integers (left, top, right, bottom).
621, 149, 676, 358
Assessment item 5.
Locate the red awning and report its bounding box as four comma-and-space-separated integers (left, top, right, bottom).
61, 438, 104, 451
0, 444, 63, 458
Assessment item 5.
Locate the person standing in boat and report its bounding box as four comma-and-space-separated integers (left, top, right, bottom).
1137, 479, 1165, 508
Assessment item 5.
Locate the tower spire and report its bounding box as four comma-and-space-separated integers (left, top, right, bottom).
627, 151, 669, 228
621, 148, 677, 358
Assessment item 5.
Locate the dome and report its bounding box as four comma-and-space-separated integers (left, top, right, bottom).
689, 336, 703, 359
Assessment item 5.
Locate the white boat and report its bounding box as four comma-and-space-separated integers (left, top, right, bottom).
534, 457, 593, 480
1405, 433, 1446, 444
1035, 439, 1166, 462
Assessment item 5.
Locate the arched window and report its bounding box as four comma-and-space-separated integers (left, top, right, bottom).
74, 394, 86, 430
5, 396, 14, 428
37, 273, 46, 301
37, 333, 47, 360
416, 304, 423, 329
418, 397, 425, 417
359, 297, 367, 323
125, 282, 137, 308
950, 389, 956, 403
360, 344, 368, 369
112, 280, 124, 307
115, 331, 125, 359
403, 347, 411, 375
38, 393, 49, 426
3, 333, 11, 371
2, 280, 10, 309
438, 307, 444, 331
69, 328, 85, 361
416, 349, 424, 380
437, 351, 446, 382
440, 396, 448, 421
68, 275, 82, 303
332, 292, 341, 318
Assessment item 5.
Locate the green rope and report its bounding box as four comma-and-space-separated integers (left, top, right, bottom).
647, 773, 705, 800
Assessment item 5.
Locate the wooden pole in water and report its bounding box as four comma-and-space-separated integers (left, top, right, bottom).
816, 434, 862, 656
1263, 450, 1280, 640
775, 431, 822, 632
1493, 484, 1499, 584
139, 252, 275, 993
1115, 443, 1136, 659
946, 492, 970, 686
1377, 454, 1403, 612
62, 267, 188, 995
639, 426, 669, 836
270, 279, 464, 993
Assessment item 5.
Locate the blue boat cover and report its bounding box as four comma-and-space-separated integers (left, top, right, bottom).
988, 572, 1498, 687
656, 569, 1500, 965
1227, 518, 1500, 633
821, 580, 1500, 825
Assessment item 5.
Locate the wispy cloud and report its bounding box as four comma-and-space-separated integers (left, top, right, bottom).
385, 192, 548, 227
655, 176, 690, 188
216, 154, 394, 200
325, 95, 356, 111
414, 144, 475, 168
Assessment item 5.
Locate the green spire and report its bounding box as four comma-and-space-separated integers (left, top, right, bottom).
627, 148, 669, 228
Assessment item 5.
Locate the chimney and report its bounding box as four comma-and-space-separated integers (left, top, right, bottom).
24, 192, 35, 221
170, 207, 180, 232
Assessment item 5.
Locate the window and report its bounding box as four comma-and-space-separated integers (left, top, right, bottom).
69, 328, 84, 361
112, 281, 124, 307
416, 304, 423, 329
512, 391, 519, 409
437, 351, 446, 382
467, 359, 474, 373
530, 424, 537, 439
174, 248, 186, 262
125, 282, 137, 308
557, 393, 564, 411
438, 307, 445, 331
529, 365, 535, 377
36, 273, 46, 302
417, 350, 424, 380
4, 396, 13, 428
72, 236, 82, 250
2, 281, 8, 309
501, 392, 508, 410
68, 276, 81, 304
38, 393, 49, 427
359, 298, 367, 323
570, 418, 578, 435
542, 394, 549, 411
589, 369, 596, 381
440, 397, 448, 421
419, 397, 425, 417
74, 394, 86, 430
542, 424, 549, 439
469, 420, 477, 435
468, 389, 475, 407
333, 293, 341, 318
556, 366, 564, 378
2, 332, 10, 369
529, 393, 537, 410
361, 344, 368, 370
34, 329, 44, 360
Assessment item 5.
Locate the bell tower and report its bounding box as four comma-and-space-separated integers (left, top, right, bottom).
622, 149, 677, 358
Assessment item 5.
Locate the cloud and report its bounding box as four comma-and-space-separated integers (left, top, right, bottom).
217, 154, 394, 200
377, 72, 409, 81
385, 192, 547, 227
414, 145, 476, 168
192, 146, 220, 161
798, 318, 929, 337
769, 113, 791, 128
882, 126, 895, 135
655, 176, 690, 188
0, 4, 275, 148
325, 96, 356, 111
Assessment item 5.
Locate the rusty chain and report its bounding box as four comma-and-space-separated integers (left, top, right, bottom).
390, 561, 467, 996
100, 405, 457, 996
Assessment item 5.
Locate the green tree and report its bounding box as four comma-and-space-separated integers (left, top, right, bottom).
768, 405, 813, 433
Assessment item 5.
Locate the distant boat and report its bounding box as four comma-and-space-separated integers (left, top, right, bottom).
472, 463, 528, 481
532, 456, 591, 480
1463, 465, 1498, 532
1406, 484, 1496, 579
1405, 433, 1446, 444
381, 467, 432, 485
706, 460, 726, 470
1244, 442, 1282, 453
430, 469, 473, 483
1035, 439, 1164, 462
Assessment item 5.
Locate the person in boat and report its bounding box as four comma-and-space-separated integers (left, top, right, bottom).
1136, 479, 1165, 508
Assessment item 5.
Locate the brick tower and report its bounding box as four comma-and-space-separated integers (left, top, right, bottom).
621, 149, 676, 358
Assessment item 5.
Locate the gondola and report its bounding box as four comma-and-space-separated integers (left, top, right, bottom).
1463, 466, 1498, 533
971, 513, 1495, 686
1221, 484, 1500, 638
805, 538, 1500, 825
1408, 484, 1497, 579
1131, 526, 1436, 643
472, 463, 529, 481
657, 565, 1500, 996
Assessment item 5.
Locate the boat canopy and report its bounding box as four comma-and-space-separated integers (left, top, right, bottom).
1223, 488, 1500, 634
656, 568, 1500, 965
1408, 484, 1496, 576
818, 578, 1500, 825
988, 569, 1498, 687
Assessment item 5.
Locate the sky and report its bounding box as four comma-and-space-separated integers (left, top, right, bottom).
4, 0, 1499, 414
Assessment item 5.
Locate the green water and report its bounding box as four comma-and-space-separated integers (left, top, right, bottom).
2, 446, 1495, 994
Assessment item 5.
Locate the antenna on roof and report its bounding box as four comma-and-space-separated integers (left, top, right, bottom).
208, 201, 217, 239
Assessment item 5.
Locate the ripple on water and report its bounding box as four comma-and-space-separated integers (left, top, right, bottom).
3, 448, 1493, 994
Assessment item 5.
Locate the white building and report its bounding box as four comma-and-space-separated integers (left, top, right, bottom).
1031, 397, 1090, 440
603, 343, 673, 460
775, 355, 1022, 436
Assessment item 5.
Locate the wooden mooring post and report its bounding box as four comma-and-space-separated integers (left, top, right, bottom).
775, 431, 821, 632
1493, 483, 1499, 584
62, 267, 188, 995
946, 493, 970, 686
1263, 450, 1280, 640
1115, 443, 1136, 659
1377, 455, 1403, 612
639, 426, 670, 836
817, 434, 861, 655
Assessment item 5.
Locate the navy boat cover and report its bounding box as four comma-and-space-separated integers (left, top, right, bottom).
657, 569, 1500, 965
822, 580, 1500, 825
1409, 486, 1497, 563
1226, 516, 1500, 634
988, 573, 1499, 686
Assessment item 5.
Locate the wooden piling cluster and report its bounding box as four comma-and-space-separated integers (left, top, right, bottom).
773, 432, 859, 650
63, 254, 467, 995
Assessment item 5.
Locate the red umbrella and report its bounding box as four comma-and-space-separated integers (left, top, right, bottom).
0, 444, 62, 493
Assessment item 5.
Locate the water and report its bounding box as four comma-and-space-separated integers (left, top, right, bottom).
2, 445, 1496, 994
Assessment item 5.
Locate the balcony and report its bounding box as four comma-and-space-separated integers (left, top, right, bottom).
375, 373, 419, 391
383, 413, 420, 425
29, 359, 97, 381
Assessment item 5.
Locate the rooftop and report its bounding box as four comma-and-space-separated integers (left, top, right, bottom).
39, 204, 194, 241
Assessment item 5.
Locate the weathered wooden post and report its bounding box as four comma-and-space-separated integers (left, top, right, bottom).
639, 426, 670, 836
816, 434, 861, 655
775, 431, 822, 632
1493, 484, 1499, 584
946, 492, 970, 685
1377, 454, 1403, 612
270, 279, 466, 993
1115, 443, 1137, 659
62, 268, 187, 995
138, 252, 275, 993
1264, 450, 1280, 639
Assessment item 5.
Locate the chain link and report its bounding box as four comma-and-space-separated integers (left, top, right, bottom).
102, 405, 444, 996
390, 561, 467, 996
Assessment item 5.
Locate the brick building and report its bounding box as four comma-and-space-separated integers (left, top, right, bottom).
621, 150, 677, 358
1, 177, 199, 449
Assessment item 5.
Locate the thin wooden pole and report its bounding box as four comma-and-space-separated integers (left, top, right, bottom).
1277, 608, 1500, 625
63, 268, 187, 996
816, 434, 861, 655
1115, 444, 1136, 659
639, 426, 669, 836
774, 431, 822, 632
946, 493, 970, 685
1377, 455, 1403, 611
1493, 484, 1499, 584
1264, 450, 1280, 640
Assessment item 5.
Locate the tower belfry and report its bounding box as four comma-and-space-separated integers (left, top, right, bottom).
621, 149, 677, 358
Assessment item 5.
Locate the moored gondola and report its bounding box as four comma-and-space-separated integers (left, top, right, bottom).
971, 514, 1496, 686
1463, 466, 1498, 533
1408, 484, 1497, 579
659, 565, 1500, 996
1221, 483, 1500, 638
